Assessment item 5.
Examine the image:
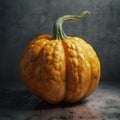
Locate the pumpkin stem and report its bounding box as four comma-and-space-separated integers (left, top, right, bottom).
52, 11, 91, 40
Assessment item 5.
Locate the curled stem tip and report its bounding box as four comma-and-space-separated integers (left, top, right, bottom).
52, 11, 91, 40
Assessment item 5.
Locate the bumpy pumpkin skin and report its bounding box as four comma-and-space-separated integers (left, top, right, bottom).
20, 34, 100, 104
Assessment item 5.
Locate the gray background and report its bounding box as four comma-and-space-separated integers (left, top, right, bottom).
0, 0, 120, 88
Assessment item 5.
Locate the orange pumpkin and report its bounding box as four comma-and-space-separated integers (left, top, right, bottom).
20, 11, 101, 104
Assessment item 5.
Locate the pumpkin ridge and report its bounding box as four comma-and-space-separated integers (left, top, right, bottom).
62, 37, 91, 102
76, 38, 93, 99
71, 38, 91, 99
78, 39, 101, 98
36, 40, 66, 103
20, 36, 50, 96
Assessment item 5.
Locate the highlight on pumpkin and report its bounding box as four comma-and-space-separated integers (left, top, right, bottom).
20, 11, 101, 104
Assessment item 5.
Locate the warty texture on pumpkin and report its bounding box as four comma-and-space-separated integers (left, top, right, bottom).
20, 11, 101, 104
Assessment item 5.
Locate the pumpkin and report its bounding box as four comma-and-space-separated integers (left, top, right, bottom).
20, 11, 101, 104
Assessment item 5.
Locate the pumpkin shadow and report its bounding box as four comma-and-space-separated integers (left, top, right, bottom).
34, 99, 88, 110
27, 100, 103, 120
0, 88, 88, 111
0, 88, 103, 120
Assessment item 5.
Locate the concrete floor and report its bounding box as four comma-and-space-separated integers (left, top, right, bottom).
0, 84, 120, 120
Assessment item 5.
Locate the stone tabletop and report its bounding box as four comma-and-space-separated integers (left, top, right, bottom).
0, 85, 120, 120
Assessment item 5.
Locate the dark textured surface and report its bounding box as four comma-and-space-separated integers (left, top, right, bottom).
0, 1, 120, 119
0, 85, 120, 120
0, 0, 120, 87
